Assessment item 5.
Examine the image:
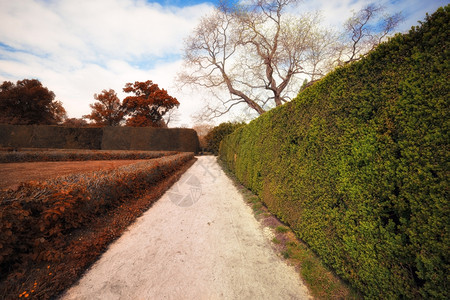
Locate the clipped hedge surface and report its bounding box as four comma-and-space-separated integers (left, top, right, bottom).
0, 149, 178, 163
205, 122, 246, 155
0, 152, 194, 298
220, 7, 449, 299
0, 125, 200, 153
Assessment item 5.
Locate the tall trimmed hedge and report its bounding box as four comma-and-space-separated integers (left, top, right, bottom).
205, 122, 245, 155
220, 7, 449, 299
0, 125, 200, 153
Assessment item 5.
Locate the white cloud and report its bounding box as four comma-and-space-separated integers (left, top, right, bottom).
0, 0, 211, 61
0, 0, 214, 125
0, 0, 446, 126
296, 0, 448, 33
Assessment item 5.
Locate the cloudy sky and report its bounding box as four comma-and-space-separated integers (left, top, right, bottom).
0, 0, 447, 126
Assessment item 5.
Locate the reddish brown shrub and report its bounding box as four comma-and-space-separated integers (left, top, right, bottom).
0, 153, 194, 298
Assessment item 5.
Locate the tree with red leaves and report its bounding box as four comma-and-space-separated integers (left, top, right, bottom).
0, 79, 66, 125
122, 80, 179, 127
62, 118, 88, 127
83, 89, 124, 126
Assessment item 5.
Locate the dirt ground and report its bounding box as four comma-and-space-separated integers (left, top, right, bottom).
61, 156, 311, 300
0, 160, 149, 190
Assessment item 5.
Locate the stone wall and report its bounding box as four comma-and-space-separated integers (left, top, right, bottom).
0, 125, 199, 153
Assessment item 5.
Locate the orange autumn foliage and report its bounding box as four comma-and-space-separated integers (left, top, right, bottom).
122, 80, 179, 127
0, 79, 67, 125
0, 152, 195, 299
83, 89, 124, 126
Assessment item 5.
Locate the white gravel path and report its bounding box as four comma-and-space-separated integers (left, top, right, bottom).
61, 156, 311, 300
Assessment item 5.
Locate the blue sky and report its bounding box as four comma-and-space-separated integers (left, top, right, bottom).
0, 0, 447, 126
152, 0, 218, 5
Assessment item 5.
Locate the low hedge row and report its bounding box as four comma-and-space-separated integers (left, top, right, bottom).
0, 152, 194, 284
0, 149, 178, 163
220, 7, 448, 299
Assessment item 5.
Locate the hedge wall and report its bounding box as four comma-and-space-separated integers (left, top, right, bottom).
0, 149, 177, 163
205, 122, 245, 155
220, 7, 449, 299
0, 125, 200, 153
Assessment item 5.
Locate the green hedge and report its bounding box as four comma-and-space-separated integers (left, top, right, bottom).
205, 122, 245, 155
220, 7, 449, 299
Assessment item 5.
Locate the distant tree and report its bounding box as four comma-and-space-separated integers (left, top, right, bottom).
50, 100, 67, 124
193, 123, 214, 151
62, 118, 88, 127
163, 107, 182, 127
0, 79, 67, 125
122, 80, 179, 127
83, 89, 124, 126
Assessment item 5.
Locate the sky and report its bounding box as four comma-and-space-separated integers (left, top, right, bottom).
0, 0, 447, 127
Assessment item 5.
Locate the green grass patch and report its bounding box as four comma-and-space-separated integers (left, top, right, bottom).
275, 225, 289, 233
286, 241, 360, 299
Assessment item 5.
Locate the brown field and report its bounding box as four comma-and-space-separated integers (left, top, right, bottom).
0, 159, 149, 190
0, 153, 196, 299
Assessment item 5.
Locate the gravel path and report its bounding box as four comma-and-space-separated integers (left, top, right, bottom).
61, 156, 311, 300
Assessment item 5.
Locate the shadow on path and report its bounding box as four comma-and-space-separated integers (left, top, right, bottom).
62, 156, 311, 300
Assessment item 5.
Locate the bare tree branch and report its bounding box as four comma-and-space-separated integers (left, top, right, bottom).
179, 0, 402, 119
338, 4, 403, 65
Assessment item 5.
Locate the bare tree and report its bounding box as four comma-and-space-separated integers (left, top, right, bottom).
336, 4, 403, 65
163, 107, 181, 127
178, 0, 329, 118
179, 1, 402, 119
192, 123, 214, 150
